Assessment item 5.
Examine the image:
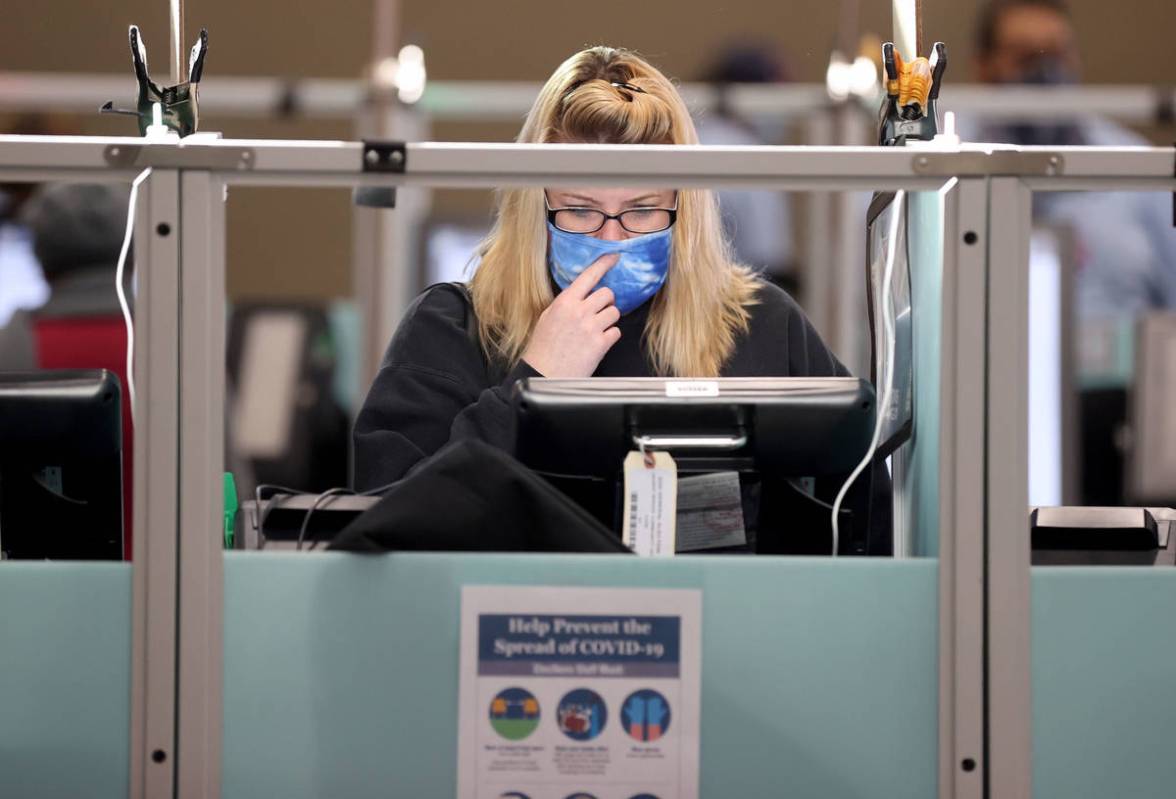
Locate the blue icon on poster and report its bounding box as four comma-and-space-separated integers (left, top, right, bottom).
628, 795, 661, 799
557, 688, 608, 741
621, 689, 671, 742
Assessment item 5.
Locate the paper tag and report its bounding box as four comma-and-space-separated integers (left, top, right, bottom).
665, 380, 719, 398
622, 451, 678, 556
675, 472, 747, 552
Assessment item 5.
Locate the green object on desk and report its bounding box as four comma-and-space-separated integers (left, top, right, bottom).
223, 473, 238, 550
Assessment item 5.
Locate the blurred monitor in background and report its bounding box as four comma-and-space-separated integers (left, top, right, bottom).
423, 221, 488, 286
1027, 225, 1080, 507
0, 205, 47, 330
965, 0, 1176, 322
694, 43, 798, 293
226, 303, 350, 496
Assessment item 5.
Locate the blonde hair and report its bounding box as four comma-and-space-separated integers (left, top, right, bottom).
469, 46, 760, 377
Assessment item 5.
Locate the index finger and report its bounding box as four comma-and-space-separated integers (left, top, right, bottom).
566, 252, 619, 298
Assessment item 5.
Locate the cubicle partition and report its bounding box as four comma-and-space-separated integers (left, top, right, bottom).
0, 137, 1173, 799
1031, 567, 1176, 798
221, 553, 939, 798
0, 562, 132, 797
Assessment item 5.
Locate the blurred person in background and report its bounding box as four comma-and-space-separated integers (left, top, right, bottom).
966, 0, 1176, 320
694, 44, 799, 293
350, 46, 890, 555
968, 0, 1176, 507
0, 183, 130, 371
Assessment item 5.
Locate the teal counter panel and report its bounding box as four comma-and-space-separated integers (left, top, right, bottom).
1032, 568, 1176, 799
0, 562, 131, 798
223, 552, 938, 798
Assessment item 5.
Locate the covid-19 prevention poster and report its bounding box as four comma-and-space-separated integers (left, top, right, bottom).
456, 586, 702, 799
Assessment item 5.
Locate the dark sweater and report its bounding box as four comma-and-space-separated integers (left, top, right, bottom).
353, 281, 891, 554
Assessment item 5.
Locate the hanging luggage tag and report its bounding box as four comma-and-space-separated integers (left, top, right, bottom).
621, 447, 678, 556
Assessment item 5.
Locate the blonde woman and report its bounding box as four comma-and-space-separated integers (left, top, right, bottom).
353, 47, 888, 554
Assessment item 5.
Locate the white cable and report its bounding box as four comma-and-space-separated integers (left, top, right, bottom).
831, 189, 906, 556
116, 168, 153, 422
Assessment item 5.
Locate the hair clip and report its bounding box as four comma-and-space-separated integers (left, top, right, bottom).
610, 81, 646, 94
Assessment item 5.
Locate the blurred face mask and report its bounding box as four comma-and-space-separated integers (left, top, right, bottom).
1006, 53, 1077, 87
547, 222, 672, 314
996, 54, 1085, 146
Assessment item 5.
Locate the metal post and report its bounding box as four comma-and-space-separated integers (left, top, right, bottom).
892, 0, 923, 56
129, 169, 181, 799
351, 105, 383, 385
170, 0, 186, 86
984, 177, 1033, 799
175, 170, 226, 799
937, 177, 988, 799
352, 0, 427, 393
353, 105, 433, 388
831, 104, 873, 375
371, 0, 401, 64
799, 113, 836, 341
377, 107, 431, 371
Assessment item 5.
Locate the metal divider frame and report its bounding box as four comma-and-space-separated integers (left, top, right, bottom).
983, 148, 1176, 799
0, 140, 187, 799
937, 177, 990, 799
985, 176, 1034, 799
130, 169, 182, 799
0, 136, 1014, 799
192, 139, 970, 799
4, 135, 1173, 799
176, 170, 227, 799
352, 104, 433, 388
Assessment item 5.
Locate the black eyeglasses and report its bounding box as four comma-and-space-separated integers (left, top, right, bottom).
545, 197, 678, 235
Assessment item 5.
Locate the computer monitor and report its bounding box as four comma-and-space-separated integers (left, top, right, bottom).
0, 370, 123, 559
515, 377, 875, 477
513, 376, 879, 555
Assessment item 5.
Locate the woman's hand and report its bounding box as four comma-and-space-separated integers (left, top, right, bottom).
522, 253, 622, 378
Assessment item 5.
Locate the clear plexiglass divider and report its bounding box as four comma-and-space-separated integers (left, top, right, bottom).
0, 136, 1172, 799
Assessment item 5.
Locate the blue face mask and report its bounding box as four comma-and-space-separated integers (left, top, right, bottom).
547, 222, 672, 314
